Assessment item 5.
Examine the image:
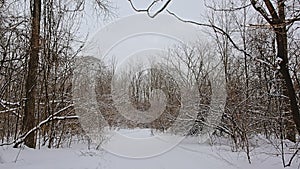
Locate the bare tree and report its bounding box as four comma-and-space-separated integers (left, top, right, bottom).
127, 0, 300, 135
0, 0, 113, 148
250, 0, 300, 140
127, 0, 300, 165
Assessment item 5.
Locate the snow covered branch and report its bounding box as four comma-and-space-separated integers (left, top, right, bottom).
0, 99, 22, 117
0, 104, 78, 147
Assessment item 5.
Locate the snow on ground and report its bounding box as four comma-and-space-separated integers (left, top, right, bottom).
0, 129, 298, 169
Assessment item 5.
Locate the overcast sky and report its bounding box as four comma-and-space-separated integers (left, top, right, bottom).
80, 0, 207, 38
78, 0, 214, 74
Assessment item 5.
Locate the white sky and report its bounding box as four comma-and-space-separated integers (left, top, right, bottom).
78, 0, 211, 68
80, 0, 207, 39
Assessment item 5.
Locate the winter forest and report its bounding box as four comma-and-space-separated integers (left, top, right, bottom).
1, 0, 300, 169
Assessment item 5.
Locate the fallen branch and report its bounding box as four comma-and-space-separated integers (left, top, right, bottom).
0, 104, 78, 147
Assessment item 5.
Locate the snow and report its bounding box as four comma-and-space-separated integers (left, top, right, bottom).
0, 129, 297, 169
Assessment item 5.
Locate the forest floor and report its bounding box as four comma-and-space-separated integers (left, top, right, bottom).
0, 129, 299, 169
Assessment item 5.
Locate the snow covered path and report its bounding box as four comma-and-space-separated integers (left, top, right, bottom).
1, 141, 289, 169
0, 129, 296, 169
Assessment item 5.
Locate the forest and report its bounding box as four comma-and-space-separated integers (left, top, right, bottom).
1, 0, 300, 168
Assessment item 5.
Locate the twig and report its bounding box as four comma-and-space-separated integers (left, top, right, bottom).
166, 10, 277, 69
205, 2, 251, 12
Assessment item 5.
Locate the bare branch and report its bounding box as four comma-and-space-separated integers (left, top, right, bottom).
167, 10, 250, 57
286, 17, 300, 25
128, 0, 171, 18
263, 0, 279, 20
93, 0, 115, 18
166, 10, 277, 69
205, 3, 251, 12
128, 0, 156, 13
250, 0, 273, 24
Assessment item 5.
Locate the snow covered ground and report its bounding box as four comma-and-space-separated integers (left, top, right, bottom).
0, 129, 298, 169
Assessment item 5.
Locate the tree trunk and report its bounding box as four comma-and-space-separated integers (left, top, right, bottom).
251, 0, 300, 140
23, 0, 41, 148
276, 26, 298, 141
275, 1, 300, 139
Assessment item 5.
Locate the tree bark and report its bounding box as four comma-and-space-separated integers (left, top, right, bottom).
276, 27, 299, 139
251, 0, 300, 139
275, 1, 300, 138
23, 0, 41, 148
